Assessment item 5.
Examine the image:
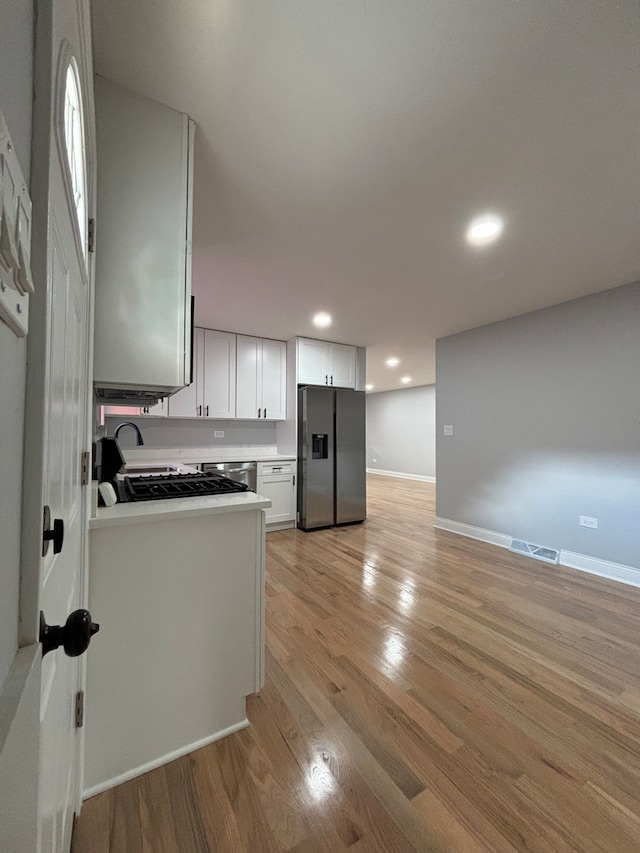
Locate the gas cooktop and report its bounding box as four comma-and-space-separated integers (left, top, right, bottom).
117, 472, 251, 502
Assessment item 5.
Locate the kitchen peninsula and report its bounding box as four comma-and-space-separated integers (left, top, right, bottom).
84, 489, 270, 797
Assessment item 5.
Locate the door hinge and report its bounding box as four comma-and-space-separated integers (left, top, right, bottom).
88, 218, 95, 253
75, 691, 84, 729
81, 450, 91, 486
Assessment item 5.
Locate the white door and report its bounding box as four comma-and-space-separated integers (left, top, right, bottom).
329, 343, 356, 388
202, 329, 236, 418
261, 338, 287, 420
38, 4, 95, 849
236, 334, 261, 419
298, 338, 329, 385
16, 2, 94, 852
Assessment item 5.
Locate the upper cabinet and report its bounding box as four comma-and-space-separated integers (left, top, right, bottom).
93, 77, 194, 405
297, 338, 357, 388
168, 328, 236, 419
236, 336, 287, 420
202, 329, 237, 418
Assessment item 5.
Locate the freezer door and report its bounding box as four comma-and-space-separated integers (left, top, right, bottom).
335, 389, 366, 524
298, 386, 335, 529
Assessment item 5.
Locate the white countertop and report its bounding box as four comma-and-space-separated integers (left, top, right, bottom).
123, 447, 296, 465
90, 491, 271, 530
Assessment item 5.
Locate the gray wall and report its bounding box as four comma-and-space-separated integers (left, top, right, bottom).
436, 282, 640, 569
0, 0, 34, 687
104, 415, 277, 452
367, 385, 436, 479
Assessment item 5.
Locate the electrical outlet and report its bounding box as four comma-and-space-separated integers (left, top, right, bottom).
372, 458, 377, 463
214, 430, 224, 438
443, 425, 454, 436
579, 515, 598, 529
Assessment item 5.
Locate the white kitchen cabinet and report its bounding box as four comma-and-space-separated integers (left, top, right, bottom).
257, 461, 295, 528
86, 498, 267, 794
167, 328, 236, 419
236, 335, 286, 420
93, 77, 193, 404
297, 338, 357, 388
202, 329, 236, 418
329, 343, 357, 388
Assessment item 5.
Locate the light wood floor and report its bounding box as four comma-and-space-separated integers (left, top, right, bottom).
73, 475, 640, 852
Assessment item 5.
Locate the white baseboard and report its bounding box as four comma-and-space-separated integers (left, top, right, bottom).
559, 550, 640, 588
266, 520, 295, 532
434, 516, 640, 589
433, 517, 512, 548
367, 468, 436, 483
83, 718, 249, 799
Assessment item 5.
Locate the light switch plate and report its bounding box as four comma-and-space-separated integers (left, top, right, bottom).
0, 112, 32, 337
214, 430, 225, 438
0, 266, 28, 336
443, 424, 454, 436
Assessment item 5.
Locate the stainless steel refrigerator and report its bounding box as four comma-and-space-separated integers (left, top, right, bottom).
297, 386, 366, 530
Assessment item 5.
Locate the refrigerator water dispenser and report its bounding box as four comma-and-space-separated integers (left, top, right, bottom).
312, 434, 329, 459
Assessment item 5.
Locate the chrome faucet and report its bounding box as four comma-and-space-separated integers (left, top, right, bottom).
114, 422, 144, 446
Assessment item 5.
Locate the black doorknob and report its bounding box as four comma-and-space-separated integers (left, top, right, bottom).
42, 506, 64, 556
39, 609, 100, 657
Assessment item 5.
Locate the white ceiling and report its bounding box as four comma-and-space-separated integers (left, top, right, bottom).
92, 0, 640, 393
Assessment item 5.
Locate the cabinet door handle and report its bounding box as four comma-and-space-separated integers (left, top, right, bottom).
293, 474, 295, 487
258, 408, 261, 418
264, 408, 267, 418
206, 405, 209, 417
198, 405, 202, 416
330, 375, 334, 385
325, 374, 328, 385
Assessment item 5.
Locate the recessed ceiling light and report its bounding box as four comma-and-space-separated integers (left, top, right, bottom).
385, 357, 400, 367
466, 213, 504, 247
401, 376, 412, 384
365, 383, 373, 391
312, 312, 332, 328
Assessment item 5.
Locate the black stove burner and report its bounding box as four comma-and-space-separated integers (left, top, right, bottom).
119, 472, 251, 502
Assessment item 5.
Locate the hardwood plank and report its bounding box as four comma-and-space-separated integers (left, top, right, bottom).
109, 779, 143, 852
163, 756, 211, 852
138, 767, 181, 852
411, 786, 508, 853
71, 791, 111, 853
189, 743, 244, 852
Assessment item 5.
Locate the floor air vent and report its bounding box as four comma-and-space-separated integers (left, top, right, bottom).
510, 539, 559, 564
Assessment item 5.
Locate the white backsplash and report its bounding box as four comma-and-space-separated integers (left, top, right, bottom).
104, 416, 278, 452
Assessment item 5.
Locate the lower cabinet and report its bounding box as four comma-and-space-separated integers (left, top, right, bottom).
256, 461, 296, 529
86, 503, 266, 794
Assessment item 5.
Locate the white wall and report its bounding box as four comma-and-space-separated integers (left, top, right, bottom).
0, 0, 34, 687
436, 282, 640, 572
366, 385, 436, 480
